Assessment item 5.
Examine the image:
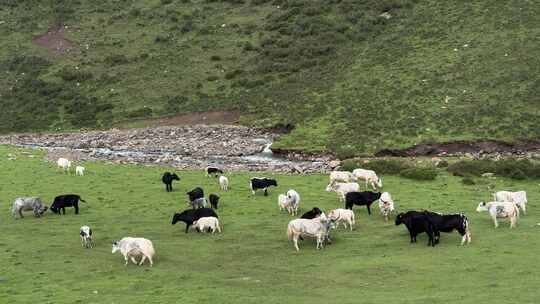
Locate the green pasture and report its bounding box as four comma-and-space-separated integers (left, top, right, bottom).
1, 145, 539, 303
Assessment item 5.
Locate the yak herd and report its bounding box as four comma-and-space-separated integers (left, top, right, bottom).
10, 160, 530, 264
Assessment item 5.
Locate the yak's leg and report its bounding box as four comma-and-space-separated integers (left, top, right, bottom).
293, 236, 300, 252
139, 255, 147, 266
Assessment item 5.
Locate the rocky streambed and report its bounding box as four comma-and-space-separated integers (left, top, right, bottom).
0, 125, 336, 173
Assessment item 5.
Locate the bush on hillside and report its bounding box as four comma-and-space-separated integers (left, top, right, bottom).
448, 159, 540, 180
400, 167, 438, 181
341, 158, 411, 174
57, 67, 93, 82
461, 176, 476, 185
436, 160, 449, 168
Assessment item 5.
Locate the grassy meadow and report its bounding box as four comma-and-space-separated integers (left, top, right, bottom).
1, 145, 540, 303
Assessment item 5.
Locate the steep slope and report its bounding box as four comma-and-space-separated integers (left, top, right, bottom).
0, 0, 538, 156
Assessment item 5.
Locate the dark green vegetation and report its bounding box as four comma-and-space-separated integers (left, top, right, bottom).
448, 158, 540, 179
2, 145, 540, 303
343, 157, 540, 181
1, 0, 539, 154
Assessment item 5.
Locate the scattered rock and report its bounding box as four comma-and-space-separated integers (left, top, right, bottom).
0, 125, 333, 173
379, 12, 392, 19
328, 160, 341, 169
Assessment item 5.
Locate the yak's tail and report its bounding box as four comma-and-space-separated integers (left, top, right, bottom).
79, 196, 86, 203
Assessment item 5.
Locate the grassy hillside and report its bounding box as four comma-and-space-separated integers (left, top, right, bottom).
1, 0, 539, 155
2, 146, 540, 303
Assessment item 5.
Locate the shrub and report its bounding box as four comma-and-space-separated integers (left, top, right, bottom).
224, 69, 244, 79
447, 160, 494, 177
340, 158, 411, 174
57, 67, 93, 82
155, 34, 171, 43
164, 95, 188, 113
161, 0, 173, 4
448, 159, 540, 179
206, 75, 219, 81
180, 21, 194, 33
461, 176, 476, 185
126, 107, 153, 118
129, 8, 141, 17
210, 55, 222, 61
105, 54, 129, 65
400, 167, 438, 180
436, 160, 449, 168
509, 168, 527, 180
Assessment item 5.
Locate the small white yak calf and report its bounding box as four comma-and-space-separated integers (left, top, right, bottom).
193, 217, 221, 234
378, 192, 395, 222
57, 158, 71, 173
219, 175, 229, 191
80, 225, 94, 248
327, 208, 355, 231
75, 166, 85, 176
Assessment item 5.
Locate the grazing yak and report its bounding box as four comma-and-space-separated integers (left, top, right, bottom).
287, 213, 334, 252
378, 192, 395, 221
395, 211, 436, 246
219, 175, 229, 191
57, 157, 72, 173
325, 182, 360, 202
172, 208, 218, 233
11, 197, 48, 218
209, 194, 220, 209
493, 191, 528, 215
187, 187, 204, 202
329, 171, 356, 185
162, 172, 180, 192
476, 201, 519, 228
327, 208, 355, 231
352, 168, 382, 190
112, 237, 155, 266
193, 217, 221, 234
75, 166, 85, 176
301, 207, 323, 219
80, 225, 94, 248
278, 194, 290, 213
206, 166, 224, 177
190, 197, 208, 209
423, 211, 471, 246
250, 177, 277, 196
345, 191, 382, 215
50, 194, 86, 215
285, 189, 300, 216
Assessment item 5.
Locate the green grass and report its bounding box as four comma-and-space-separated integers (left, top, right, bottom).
2, 145, 540, 303
1, 1, 539, 154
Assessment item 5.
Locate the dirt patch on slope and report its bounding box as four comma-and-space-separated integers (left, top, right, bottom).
118, 111, 242, 128
32, 25, 75, 55
375, 139, 540, 157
